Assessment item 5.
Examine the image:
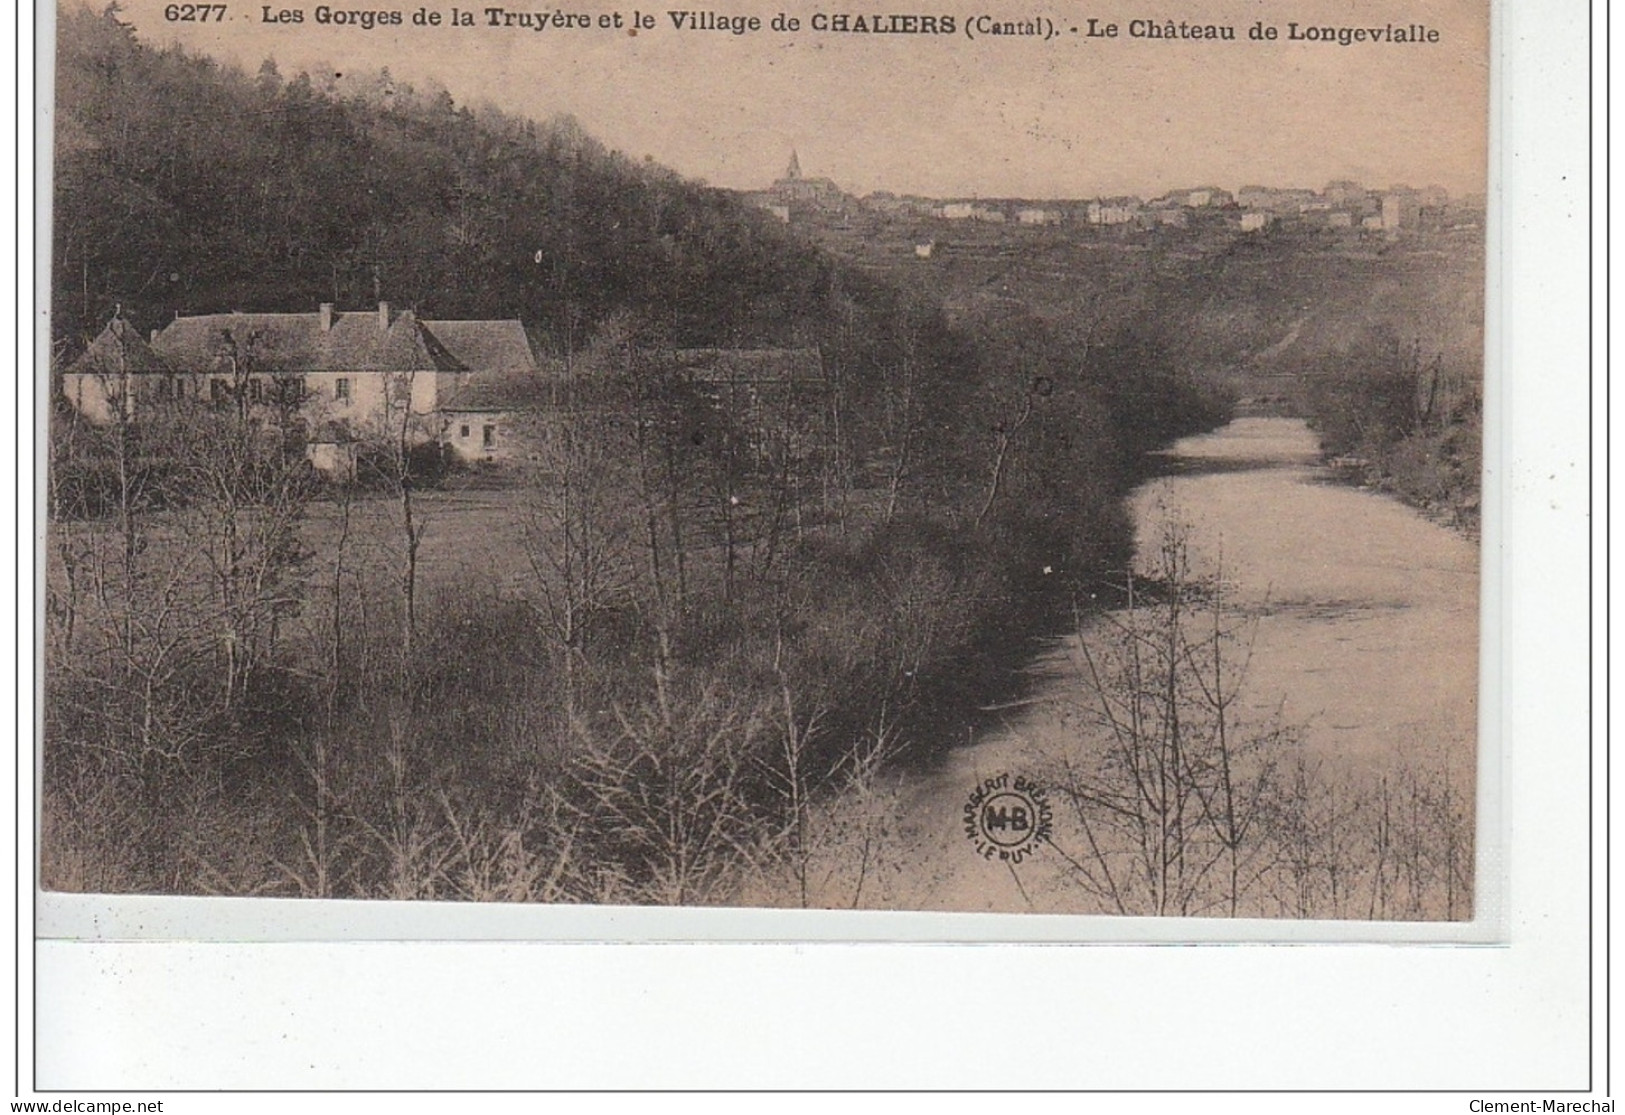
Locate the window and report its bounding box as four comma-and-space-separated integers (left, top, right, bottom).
335, 377, 351, 401
460, 425, 470, 439
210, 379, 227, 405
482, 424, 496, 449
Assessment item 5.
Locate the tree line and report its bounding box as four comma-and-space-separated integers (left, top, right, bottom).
1299, 329, 1483, 533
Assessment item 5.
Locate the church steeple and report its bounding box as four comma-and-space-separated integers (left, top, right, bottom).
784, 149, 802, 181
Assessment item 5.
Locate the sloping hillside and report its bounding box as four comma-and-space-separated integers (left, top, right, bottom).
54, 4, 847, 354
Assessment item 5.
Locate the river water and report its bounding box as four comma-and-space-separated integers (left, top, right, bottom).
828, 416, 1481, 915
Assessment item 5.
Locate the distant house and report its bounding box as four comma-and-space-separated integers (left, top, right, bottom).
1184, 186, 1234, 208
1015, 208, 1061, 226
1150, 187, 1231, 210
62, 303, 542, 468
1087, 198, 1142, 226
1381, 192, 1422, 231
743, 193, 793, 222
1235, 186, 1274, 210
1237, 186, 1318, 215
1240, 212, 1271, 232
939, 201, 1005, 223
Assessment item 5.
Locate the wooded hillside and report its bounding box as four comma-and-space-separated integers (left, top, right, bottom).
57, 4, 850, 354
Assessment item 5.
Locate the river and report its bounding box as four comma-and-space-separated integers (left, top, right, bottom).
819, 416, 1481, 916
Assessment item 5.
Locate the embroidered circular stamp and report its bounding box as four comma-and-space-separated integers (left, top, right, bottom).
963, 773, 1053, 863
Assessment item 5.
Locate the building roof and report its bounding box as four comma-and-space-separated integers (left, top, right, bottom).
152, 307, 460, 375
65, 317, 172, 377
131, 305, 536, 377
439, 368, 568, 413
421, 320, 539, 374
671, 348, 824, 385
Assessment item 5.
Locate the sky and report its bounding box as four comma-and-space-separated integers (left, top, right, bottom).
75, 0, 1490, 199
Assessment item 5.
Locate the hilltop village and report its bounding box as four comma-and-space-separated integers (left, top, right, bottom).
745, 152, 1480, 242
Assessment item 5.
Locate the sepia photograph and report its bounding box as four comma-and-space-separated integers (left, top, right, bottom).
42, 0, 1489, 922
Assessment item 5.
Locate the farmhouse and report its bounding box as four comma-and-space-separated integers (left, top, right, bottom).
62, 303, 542, 458
61, 305, 828, 473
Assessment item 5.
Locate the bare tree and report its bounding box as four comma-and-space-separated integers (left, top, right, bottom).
518, 381, 637, 725
1047, 522, 1474, 920
1050, 526, 1284, 916
879, 325, 920, 526
973, 388, 1037, 529
567, 678, 768, 906
356, 369, 433, 661
170, 414, 314, 713
49, 381, 307, 765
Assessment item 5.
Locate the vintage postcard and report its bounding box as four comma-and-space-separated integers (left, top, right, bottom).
41, 0, 1489, 925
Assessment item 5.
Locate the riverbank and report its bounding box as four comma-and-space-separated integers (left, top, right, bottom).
779, 417, 1479, 918
1323, 418, 1483, 540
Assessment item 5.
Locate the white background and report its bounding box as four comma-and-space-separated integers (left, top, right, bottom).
14, 0, 1603, 1101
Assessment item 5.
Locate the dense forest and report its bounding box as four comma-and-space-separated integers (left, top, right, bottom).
45, 4, 1240, 903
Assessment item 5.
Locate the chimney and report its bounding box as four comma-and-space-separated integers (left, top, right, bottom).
378, 301, 391, 331
319, 303, 334, 332
149, 329, 159, 344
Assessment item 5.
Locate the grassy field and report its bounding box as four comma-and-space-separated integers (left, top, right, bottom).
301, 486, 541, 603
